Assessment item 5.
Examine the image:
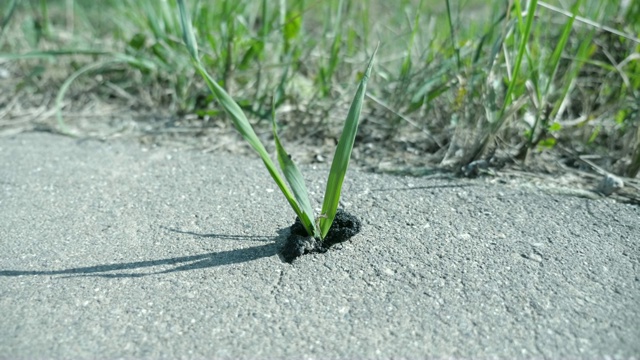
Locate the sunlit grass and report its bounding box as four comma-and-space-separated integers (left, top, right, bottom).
1, 0, 639, 177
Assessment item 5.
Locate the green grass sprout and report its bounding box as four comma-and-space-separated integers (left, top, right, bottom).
177, 0, 376, 241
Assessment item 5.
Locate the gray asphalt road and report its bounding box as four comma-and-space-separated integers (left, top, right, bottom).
1, 132, 638, 359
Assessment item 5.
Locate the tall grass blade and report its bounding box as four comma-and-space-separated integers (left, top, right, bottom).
550, 30, 594, 120
0, 0, 18, 39
283, 1, 302, 54
177, 0, 316, 237
496, 0, 537, 124
39, 0, 50, 36
527, 0, 581, 149
195, 60, 312, 235
400, 0, 423, 79
271, 100, 318, 238
177, 0, 198, 59
482, 0, 538, 136
444, 0, 460, 71
544, 0, 580, 95
319, 44, 378, 239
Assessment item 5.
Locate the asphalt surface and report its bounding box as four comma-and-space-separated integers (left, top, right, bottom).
1, 132, 638, 359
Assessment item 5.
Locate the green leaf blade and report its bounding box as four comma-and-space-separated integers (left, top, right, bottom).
192, 62, 315, 235
177, 0, 315, 236
271, 108, 318, 238
177, 0, 198, 59
319, 45, 378, 239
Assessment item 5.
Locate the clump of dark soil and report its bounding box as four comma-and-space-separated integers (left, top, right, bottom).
280, 209, 361, 263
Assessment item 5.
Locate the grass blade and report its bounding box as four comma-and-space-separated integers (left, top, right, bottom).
526, 0, 581, 150
271, 99, 318, 238
497, 0, 537, 121
444, 0, 461, 71
0, 0, 18, 40
177, 0, 198, 59
177, 0, 316, 237
193, 61, 315, 235
544, 0, 580, 88
319, 44, 378, 239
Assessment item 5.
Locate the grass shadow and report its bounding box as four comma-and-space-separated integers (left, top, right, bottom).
370, 183, 477, 192
0, 229, 285, 278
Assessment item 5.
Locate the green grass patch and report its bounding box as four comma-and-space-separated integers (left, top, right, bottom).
1, 0, 639, 177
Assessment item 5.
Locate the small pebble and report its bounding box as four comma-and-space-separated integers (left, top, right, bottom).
597, 173, 624, 196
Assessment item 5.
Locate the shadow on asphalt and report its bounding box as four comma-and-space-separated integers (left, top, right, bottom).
369, 183, 475, 192
0, 230, 281, 278
165, 227, 274, 242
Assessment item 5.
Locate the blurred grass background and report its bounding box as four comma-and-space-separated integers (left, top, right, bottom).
1, 0, 639, 178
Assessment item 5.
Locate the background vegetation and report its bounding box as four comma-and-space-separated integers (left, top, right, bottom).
1, 0, 639, 179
